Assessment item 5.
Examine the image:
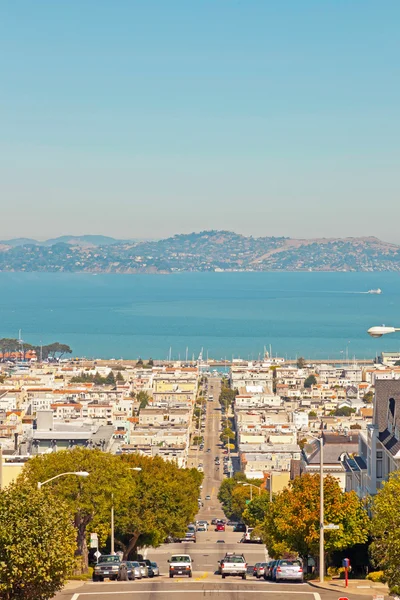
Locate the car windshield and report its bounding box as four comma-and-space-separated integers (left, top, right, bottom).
131, 562, 140, 567
101, 556, 120, 563
171, 556, 191, 562
151, 562, 157, 567
227, 556, 245, 563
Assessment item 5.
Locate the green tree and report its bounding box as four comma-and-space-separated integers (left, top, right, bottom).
105, 370, 116, 386
363, 390, 374, 404
147, 358, 154, 366
262, 474, 369, 565
0, 482, 76, 600
242, 493, 270, 527
371, 472, 400, 591
117, 454, 202, 558
304, 374, 317, 389
137, 391, 150, 410
217, 473, 247, 518
297, 356, 306, 369
115, 371, 125, 383
220, 427, 235, 444
19, 448, 134, 572
308, 410, 317, 418
136, 358, 143, 366
331, 406, 356, 417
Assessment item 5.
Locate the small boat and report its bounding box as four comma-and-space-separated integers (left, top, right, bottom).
368, 288, 382, 294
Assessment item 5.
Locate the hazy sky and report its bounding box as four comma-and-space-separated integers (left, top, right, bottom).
1, 1, 399, 242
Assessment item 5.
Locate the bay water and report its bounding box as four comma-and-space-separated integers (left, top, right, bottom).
0, 271, 399, 360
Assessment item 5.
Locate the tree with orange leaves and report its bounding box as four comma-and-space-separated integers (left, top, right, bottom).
262, 473, 369, 565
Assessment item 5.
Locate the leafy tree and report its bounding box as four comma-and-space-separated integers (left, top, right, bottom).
137, 391, 150, 410
350, 423, 362, 429
297, 356, 306, 369
371, 472, 400, 591
19, 448, 133, 572
308, 410, 317, 418
331, 406, 356, 417
0, 482, 76, 600
304, 374, 317, 389
262, 474, 369, 566
220, 427, 235, 444
395, 360, 400, 366
363, 390, 374, 404
117, 454, 202, 558
147, 358, 154, 366
136, 358, 143, 366
242, 492, 270, 527
218, 473, 247, 518
298, 437, 308, 450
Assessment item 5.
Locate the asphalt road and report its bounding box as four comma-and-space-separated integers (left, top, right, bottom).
54, 376, 372, 599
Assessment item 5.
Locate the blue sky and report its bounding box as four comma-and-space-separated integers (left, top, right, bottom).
1, 1, 399, 241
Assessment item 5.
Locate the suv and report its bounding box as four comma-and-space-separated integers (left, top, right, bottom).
168, 554, 193, 578
93, 555, 121, 581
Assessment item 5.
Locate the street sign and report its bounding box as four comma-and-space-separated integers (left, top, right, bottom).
338, 597, 349, 600
245, 499, 251, 504
94, 550, 101, 559
325, 523, 340, 530
90, 533, 98, 548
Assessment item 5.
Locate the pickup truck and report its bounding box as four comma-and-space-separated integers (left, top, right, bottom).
168, 554, 193, 578
219, 553, 247, 579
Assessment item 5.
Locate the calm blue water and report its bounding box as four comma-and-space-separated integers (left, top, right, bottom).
0, 272, 399, 360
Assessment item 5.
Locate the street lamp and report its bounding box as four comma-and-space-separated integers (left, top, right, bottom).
37, 471, 89, 490
240, 482, 262, 501
110, 467, 142, 555
307, 431, 324, 583
368, 326, 400, 338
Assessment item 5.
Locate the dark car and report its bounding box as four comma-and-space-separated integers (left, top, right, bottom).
233, 523, 246, 533
142, 558, 155, 577
93, 555, 121, 581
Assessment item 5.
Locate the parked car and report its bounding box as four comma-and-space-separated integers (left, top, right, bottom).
253, 563, 262, 576
118, 561, 142, 580
138, 561, 149, 578
93, 555, 121, 581
150, 561, 160, 576
211, 518, 218, 525
256, 562, 268, 579
246, 565, 255, 575
264, 560, 278, 580
274, 559, 303, 583
142, 559, 155, 577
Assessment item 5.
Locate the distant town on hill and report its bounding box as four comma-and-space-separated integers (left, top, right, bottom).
0, 231, 399, 273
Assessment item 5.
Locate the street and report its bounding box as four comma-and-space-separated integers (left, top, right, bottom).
54, 376, 372, 599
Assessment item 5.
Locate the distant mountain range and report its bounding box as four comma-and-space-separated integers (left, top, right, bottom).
0, 230, 399, 273
0, 235, 123, 247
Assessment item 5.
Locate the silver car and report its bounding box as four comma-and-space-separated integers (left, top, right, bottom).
150, 561, 160, 576
138, 561, 149, 577
255, 562, 268, 579
119, 561, 142, 580
274, 559, 303, 582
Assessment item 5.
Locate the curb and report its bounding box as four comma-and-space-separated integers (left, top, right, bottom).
308, 579, 389, 597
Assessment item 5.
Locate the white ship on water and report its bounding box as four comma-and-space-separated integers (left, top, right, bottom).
367, 288, 382, 294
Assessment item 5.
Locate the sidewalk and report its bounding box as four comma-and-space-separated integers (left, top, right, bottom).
309, 578, 389, 597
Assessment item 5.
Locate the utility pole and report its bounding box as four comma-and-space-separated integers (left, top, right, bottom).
111, 492, 114, 554
320, 432, 324, 583
0, 445, 3, 490
269, 473, 273, 502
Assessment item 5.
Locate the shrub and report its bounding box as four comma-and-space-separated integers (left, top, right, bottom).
366, 571, 386, 583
